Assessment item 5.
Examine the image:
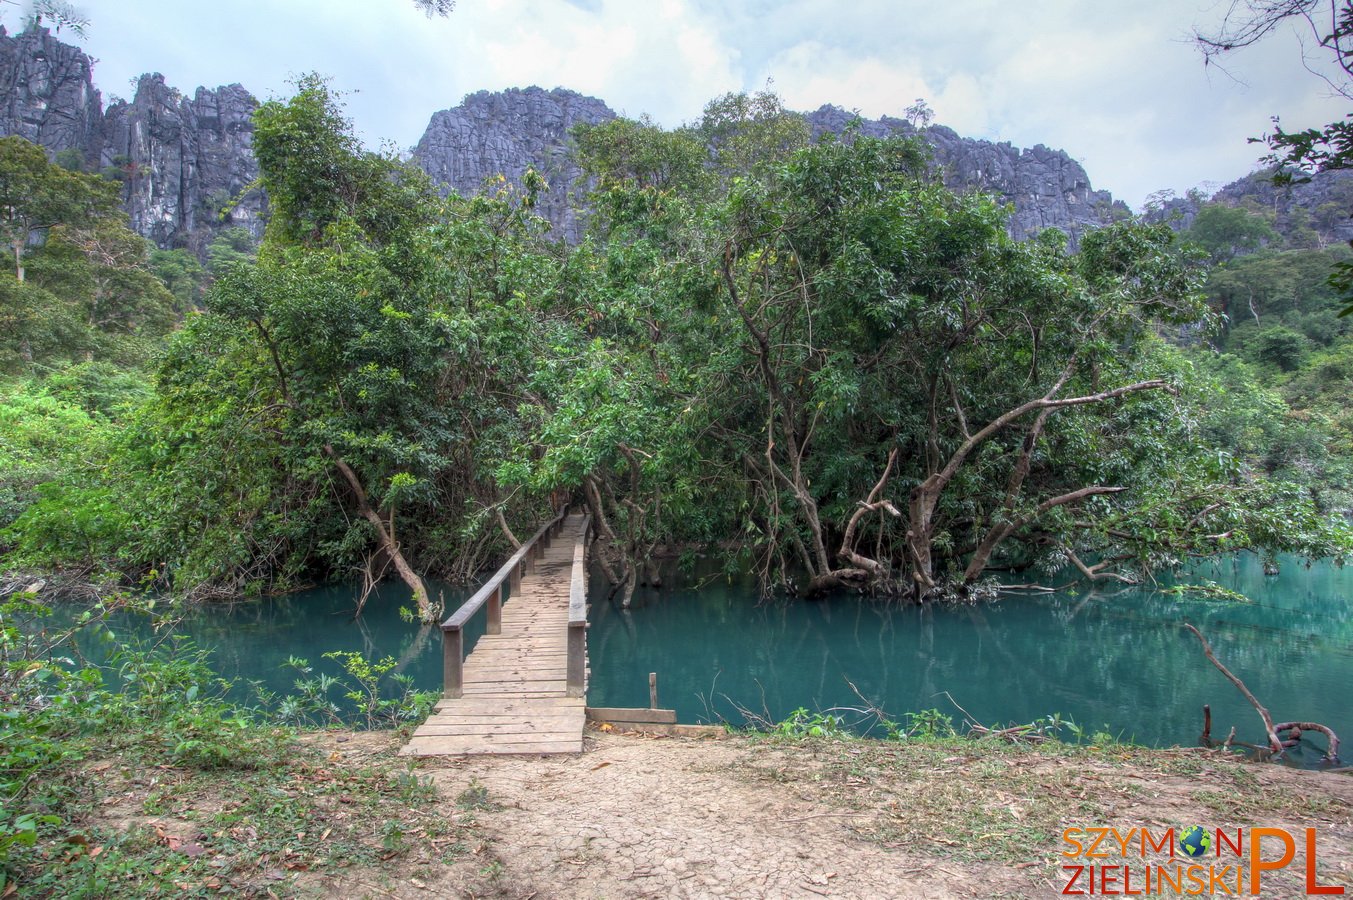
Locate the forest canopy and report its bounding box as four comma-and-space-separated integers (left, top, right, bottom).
1, 80, 1350, 613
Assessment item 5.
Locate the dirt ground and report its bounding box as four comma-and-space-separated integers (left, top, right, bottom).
302, 728, 1353, 900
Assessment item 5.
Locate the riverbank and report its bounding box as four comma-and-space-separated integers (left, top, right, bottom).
28, 726, 1348, 899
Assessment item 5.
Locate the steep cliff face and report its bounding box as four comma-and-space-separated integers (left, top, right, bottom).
101, 75, 263, 252
803, 105, 1126, 242
413, 91, 1126, 245
412, 87, 615, 243
0, 25, 101, 158
0, 26, 264, 252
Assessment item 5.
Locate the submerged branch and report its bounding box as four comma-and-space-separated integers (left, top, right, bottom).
1183, 622, 1283, 755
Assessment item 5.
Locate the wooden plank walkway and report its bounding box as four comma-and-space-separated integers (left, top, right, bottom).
400, 513, 588, 756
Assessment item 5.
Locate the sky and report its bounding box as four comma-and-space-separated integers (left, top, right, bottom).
41, 0, 1351, 211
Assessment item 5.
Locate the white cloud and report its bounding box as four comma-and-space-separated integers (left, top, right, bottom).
758, 42, 935, 120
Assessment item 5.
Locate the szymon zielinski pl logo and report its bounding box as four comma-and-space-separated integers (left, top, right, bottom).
1061, 825, 1344, 895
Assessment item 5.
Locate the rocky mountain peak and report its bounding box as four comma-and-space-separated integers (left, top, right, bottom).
0, 24, 102, 156
413, 86, 616, 243
802, 105, 1126, 243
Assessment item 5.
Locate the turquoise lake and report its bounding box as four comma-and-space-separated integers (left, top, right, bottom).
98, 553, 1352, 761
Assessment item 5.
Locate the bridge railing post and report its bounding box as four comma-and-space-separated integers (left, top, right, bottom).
442, 626, 464, 699
486, 583, 502, 635
566, 513, 591, 699
566, 621, 586, 698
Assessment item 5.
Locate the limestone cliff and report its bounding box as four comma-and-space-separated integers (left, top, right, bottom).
101, 75, 263, 252
0, 25, 264, 253
412, 87, 615, 243
413, 92, 1127, 245
802, 105, 1126, 243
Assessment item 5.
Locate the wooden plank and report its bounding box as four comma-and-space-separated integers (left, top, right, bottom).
400, 739, 582, 757
586, 707, 678, 725
408, 730, 584, 741
465, 663, 566, 672
420, 716, 584, 728
462, 676, 569, 686
460, 692, 572, 700
434, 698, 584, 710
414, 723, 582, 737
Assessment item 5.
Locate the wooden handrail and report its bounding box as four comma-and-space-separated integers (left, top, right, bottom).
441, 504, 567, 698
566, 514, 591, 698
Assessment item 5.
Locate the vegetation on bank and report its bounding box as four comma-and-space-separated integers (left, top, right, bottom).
0, 76, 1350, 610
0, 590, 455, 896
5, 588, 1346, 897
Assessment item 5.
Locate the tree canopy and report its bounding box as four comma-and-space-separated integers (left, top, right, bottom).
2, 84, 1349, 609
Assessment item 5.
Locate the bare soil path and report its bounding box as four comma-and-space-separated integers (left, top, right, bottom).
310, 728, 1353, 899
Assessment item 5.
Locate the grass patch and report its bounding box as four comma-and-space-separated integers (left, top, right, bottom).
767, 738, 1104, 863
1, 595, 472, 897
4, 734, 465, 898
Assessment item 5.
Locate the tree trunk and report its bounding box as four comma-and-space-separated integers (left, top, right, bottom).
324, 445, 435, 623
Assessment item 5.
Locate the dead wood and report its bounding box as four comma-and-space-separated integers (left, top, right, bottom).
1183, 623, 1283, 755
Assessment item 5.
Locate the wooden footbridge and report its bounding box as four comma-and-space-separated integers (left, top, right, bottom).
400, 508, 592, 757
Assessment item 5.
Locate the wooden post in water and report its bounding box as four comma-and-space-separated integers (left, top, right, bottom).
442, 627, 463, 699
649, 672, 658, 710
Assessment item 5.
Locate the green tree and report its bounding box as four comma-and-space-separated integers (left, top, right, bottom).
561, 116, 1350, 598
1196, 1, 1353, 312
149, 247, 205, 311
0, 135, 117, 283
1185, 202, 1277, 262
104, 75, 569, 612
0, 139, 172, 372
205, 226, 257, 275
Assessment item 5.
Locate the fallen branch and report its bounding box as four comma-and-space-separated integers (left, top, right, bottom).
1183, 623, 1282, 755
1275, 721, 1342, 765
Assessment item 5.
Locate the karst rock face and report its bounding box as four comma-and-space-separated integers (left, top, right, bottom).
0, 24, 101, 154
412, 87, 616, 243
1146, 168, 1353, 246
0, 25, 264, 253
3, 25, 1345, 254
101, 75, 264, 251
802, 105, 1127, 243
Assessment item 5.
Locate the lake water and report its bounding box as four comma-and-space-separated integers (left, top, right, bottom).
87, 554, 1351, 760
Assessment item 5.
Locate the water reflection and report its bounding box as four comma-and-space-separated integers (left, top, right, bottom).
79, 554, 1350, 759
586, 555, 1352, 757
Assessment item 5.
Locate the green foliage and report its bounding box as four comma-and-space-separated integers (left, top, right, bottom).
1160, 581, 1253, 603
270, 652, 437, 729
901, 708, 957, 739
0, 137, 175, 374
5, 82, 1350, 603
0, 135, 118, 278
0, 381, 111, 529
204, 225, 256, 275
148, 247, 204, 310
253, 74, 435, 249
773, 707, 851, 739
1184, 202, 1277, 262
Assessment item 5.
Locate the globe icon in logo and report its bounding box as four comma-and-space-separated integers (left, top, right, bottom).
1180, 825, 1212, 859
